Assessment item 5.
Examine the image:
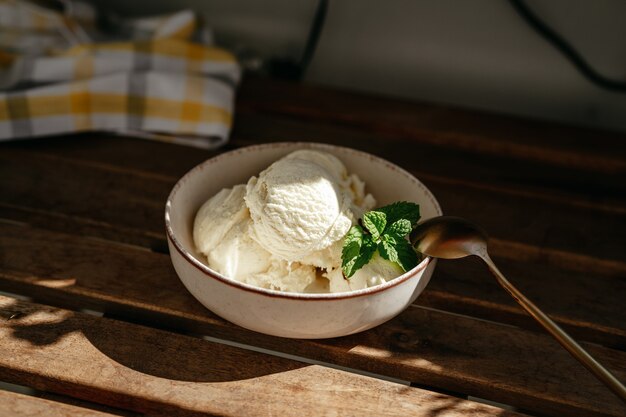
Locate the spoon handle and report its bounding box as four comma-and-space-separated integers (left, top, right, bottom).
479, 253, 626, 403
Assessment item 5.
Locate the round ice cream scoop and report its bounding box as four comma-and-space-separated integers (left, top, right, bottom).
193, 185, 272, 279
245, 153, 353, 263
284, 150, 376, 216
193, 185, 249, 255
193, 184, 316, 293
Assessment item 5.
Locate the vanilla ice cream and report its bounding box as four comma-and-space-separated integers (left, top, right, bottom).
193, 149, 394, 293
193, 184, 316, 292
245, 154, 353, 267
283, 150, 375, 217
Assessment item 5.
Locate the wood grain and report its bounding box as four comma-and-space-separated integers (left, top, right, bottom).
1, 141, 624, 265
2, 136, 624, 338
0, 295, 524, 417
1, 77, 625, 417
4, 118, 625, 211
0, 150, 171, 249
0, 223, 624, 417
231, 112, 626, 206
236, 77, 626, 174
423, 256, 626, 350
0, 151, 172, 233
0, 390, 117, 417
1, 215, 624, 349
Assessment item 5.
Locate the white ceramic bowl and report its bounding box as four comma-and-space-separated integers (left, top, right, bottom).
165, 142, 442, 339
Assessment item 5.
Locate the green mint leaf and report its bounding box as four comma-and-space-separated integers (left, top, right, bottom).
342, 225, 364, 269
342, 241, 361, 267
378, 236, 398, 263
341, 225, 364, 266
394, 239, 420, 272
342, 235, 376, 278
385, 219, 412, 240
344, 224, 365, 245
378, 201, 420, 226
362, 210, 386, 241
341, 201, 422, 278
382, 234, 397, 245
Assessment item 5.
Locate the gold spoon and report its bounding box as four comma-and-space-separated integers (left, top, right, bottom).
410, 216, 626, 403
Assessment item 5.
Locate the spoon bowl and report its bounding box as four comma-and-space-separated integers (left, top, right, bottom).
410, 216, 489, 260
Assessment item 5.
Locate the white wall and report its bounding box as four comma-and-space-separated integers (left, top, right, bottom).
100, 0, 626, 132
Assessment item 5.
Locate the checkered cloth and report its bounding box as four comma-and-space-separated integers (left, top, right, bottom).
0, 0, 240, 148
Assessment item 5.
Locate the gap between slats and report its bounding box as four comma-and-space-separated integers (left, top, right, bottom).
0, 390, 129, 417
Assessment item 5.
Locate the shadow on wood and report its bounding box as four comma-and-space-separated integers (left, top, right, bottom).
0, 297, 305, 383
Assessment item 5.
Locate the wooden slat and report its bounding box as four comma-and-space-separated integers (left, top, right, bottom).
0, 150, 172, 249
4, 119, 625, 210
0, 390, 117, 417
0, 224, 624, 417
0, 295, 524, 417
0, 151, 172, 230
236, 77, 626, 174
0, 134, 222, 179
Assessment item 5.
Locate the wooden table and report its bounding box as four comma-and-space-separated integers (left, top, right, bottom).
1, 76, 625, 417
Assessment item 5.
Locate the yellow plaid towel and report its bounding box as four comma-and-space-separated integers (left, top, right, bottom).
0, 0, 240, 148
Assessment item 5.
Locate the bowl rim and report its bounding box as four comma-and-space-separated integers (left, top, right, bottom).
165, 141, 442, 301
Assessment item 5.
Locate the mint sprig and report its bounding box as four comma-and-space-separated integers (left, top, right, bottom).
341, 201, 421, 278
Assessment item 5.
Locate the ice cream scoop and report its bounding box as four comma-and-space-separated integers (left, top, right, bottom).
284, 150, 376, 217
245, 151, 356, 267
193, 185, 316, 292
193, 185, 272, 280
